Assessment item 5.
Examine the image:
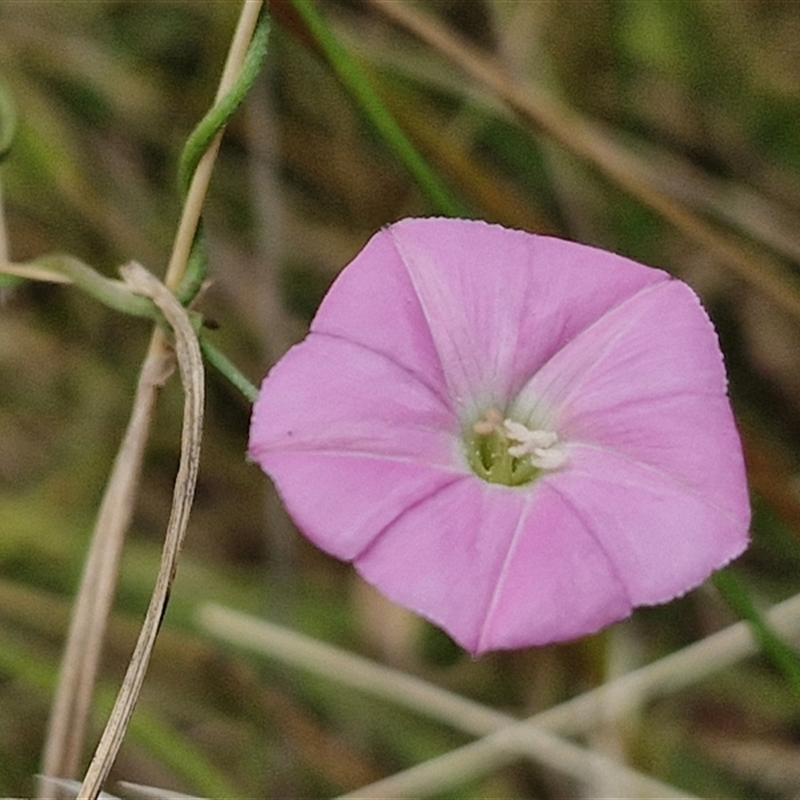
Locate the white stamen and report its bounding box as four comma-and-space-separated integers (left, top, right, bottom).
530, 447, 568, 470
503, 419, 567, 470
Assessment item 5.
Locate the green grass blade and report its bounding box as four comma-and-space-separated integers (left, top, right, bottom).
713, 568, 800, 699
289, 0, 469, 217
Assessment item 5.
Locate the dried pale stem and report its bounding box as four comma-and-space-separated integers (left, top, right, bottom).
40, 2, 262, 792
365, 0, 800, 324
39, 350, 173, 790
198, 606, 681, 798
346, 727, 691, 800
199, 593, 800, 798
198, 604, 510, 734
78, 264, 204, 799
117, 780, 204, 800
347, 592, 800, 798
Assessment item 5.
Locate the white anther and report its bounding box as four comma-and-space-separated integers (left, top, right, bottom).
503, 419, 566, 470
530, 447, 568, 470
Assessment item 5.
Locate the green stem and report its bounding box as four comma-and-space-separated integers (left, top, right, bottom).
289, 0, 469, 217
175, 8, 271, 305
201, 335, 259, 403
7, 254, 260, 404
177, 10, 270, 200
33, 255, 157, 319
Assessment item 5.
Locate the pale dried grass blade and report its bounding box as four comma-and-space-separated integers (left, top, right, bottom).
40, 342, 174, 791
76, 263, 204, 800
197, 604, 697, 799
36, 776, 120, 800
199, 593, 800, 798
39, 3, 263, 789
198, 603, 510, 735
342, 727, 693, 800
343, 591, 800, 798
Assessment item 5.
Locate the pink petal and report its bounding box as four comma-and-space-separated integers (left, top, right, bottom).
515, 279, 750, 524
546, 446, 748, 605
354, 479, 533, 654
478, 482, 631, 652
384, 219, 668, 412
310, 224, 448, 399
356, 478, 631, 654
249, 334, 467, 560
249, 335, 456, 464
257, 452, 463, 561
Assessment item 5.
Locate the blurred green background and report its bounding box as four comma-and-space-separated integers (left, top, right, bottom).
2, 1, 800, 797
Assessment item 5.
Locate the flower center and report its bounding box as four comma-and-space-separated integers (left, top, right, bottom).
466, 408, 567, 487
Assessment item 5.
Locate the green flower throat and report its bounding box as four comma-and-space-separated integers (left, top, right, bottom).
466, 408, 567, 487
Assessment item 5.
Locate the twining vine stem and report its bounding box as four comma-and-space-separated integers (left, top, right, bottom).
38, 3, 266, 797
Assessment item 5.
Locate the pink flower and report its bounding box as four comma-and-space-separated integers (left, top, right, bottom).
248, 218, 750, 655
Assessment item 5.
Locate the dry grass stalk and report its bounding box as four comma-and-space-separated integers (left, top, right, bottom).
38, 344, 174, 791
365, 0, 800, 324
38, 2, 264, 795
199, 592, 800, 798
77, 262, 204, 799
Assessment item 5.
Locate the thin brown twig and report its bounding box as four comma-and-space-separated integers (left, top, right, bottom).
365, 0, 800, 323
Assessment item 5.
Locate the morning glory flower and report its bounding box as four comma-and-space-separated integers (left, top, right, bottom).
249, 218, 750, 655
